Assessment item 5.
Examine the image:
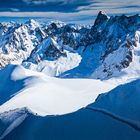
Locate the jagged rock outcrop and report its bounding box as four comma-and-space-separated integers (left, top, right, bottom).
0, 12, 140, 79
90, 12, 140, 79
0, 20, 46, 68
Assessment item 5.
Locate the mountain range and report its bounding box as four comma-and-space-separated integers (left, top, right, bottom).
0, 11, 140, 140
0, 11, 140, 79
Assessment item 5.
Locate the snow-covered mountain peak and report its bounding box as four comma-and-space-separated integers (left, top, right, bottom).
25, 19, 40, 30
48, 20, 66, 29
1, 12, 140, 139
91, 11, 110, 32
95, 10, 109, 22
0, 12, 140, 79
30, 36, 66, 62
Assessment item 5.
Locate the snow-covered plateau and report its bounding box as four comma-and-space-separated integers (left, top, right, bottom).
0, 11, 140, 140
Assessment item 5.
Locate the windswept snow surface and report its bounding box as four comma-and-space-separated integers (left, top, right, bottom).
1, 77, 140, 140
0, 64, 139, 117
1, 65, 140, 139
0, 64, 119, 116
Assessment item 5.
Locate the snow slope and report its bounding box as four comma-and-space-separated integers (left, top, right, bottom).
0, 64, 117, 116
1, 105, 140, 140
1, 65, 140, 139
0, 64, 139, 116
88, 79, 140, 131
0, 12, 140, 139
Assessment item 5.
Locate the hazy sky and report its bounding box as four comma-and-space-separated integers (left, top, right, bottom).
0, 0, 140, 24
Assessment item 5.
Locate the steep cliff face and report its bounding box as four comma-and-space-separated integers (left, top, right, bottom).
59, 12, 140, 78
90, 13, 140, 79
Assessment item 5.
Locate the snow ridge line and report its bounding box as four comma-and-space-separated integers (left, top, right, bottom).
87, 106, 140, 132
0, 113, 28, 140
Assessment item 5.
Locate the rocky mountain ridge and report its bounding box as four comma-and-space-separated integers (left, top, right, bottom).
0, 11, 140, 79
